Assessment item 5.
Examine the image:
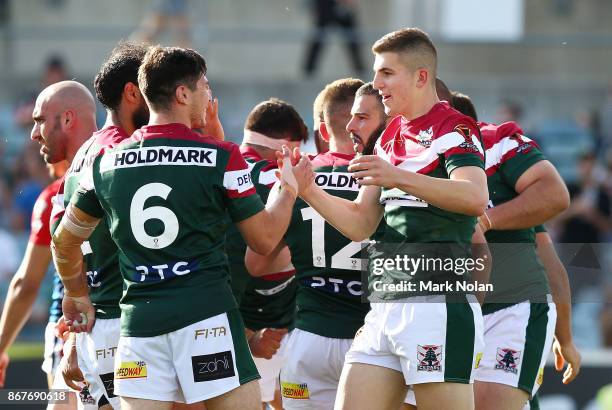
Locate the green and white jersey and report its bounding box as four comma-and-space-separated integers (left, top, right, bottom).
480, 121, 550, 314
373, 102, 485, 298
284, 151, 370, 339
72, 123, 265, 337
226, 146, 296, 331
51, 126, 127, 319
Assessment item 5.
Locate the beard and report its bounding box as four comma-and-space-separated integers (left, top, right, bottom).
132, 104, 150, 130
362, 122, 387, 155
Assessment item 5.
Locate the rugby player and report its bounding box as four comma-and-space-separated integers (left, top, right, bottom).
52, 46, 307, 410
51, 41, 150, 410
0, 161, 67, 388
247, 78, 374, 410
227, 98, 308, 410
448, 92, 579, 409
346, 82, 389, 155
12, 80, 97, 407
287, 28, 488, 410
313, 88, 329, 154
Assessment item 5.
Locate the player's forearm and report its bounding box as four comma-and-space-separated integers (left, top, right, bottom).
51, 205, 99, 297
52, 230, 88, 297
394, 169, 487, 216
487, 178, 569, 230
301, 184, 377, 242
536, 232, 573, 344
258, 187, 297, 255
0, 277, 40, 353
245, 243, 291, 277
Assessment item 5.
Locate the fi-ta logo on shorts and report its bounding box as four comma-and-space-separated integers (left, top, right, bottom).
191, 351, 235, 382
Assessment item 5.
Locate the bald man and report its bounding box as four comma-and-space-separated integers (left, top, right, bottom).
31, 80, 97, 164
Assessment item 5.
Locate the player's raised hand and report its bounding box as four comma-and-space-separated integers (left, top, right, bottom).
202, 97, 225, 141
348, 155, 400, 188
62, 295, 95, 333
553, 338, 581, 384
0, 352, 9, 387
59, 335, 85, 391
275, 146, 299, 197
248, 328, 288, 359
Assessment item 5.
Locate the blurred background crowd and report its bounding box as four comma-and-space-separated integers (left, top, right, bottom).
0, 0, 611, 386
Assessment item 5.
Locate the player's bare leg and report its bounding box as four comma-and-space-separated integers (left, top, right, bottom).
413, 382, 474, 410
204, 380, 261, 410
475, 381, 528, 410
99, 404, 113, 410
334, 363, 407, 410
400, 404, 416, 410
120, 397, 173, 410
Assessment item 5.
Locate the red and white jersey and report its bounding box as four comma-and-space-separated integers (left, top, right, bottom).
30, 179, 62, 246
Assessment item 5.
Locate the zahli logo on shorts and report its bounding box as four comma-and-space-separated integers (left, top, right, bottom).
191, 351, 235, 382
115, 361, 147, 379
417, 345, 443, 371
281, 382, 310, 400
495, 348, 521, 374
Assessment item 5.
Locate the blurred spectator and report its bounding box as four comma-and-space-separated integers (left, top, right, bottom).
131, 0, 192, 48
9, 143, 50, 233
0, 228, 19, 282
556, 151, 611, 243
13, 55, 68, 130
575, 109, 603, 153
303, 0, 365, 76
601, 81, 612, 152
496, 99, 523, 124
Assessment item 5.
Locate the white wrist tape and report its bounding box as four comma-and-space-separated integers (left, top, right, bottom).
280, 155, 298, 195
62, 204, 99, 238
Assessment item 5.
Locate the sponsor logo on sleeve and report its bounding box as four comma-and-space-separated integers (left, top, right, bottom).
495, 348, 521, 374
115, 361, 147, 379
281, 382, 310, 400
417, 344, 443, 371
223, 169, 255, 193
510, 134, 534, 154
191, 351, 235, 382
99, 372, 117, 398
454, 124, 480, 153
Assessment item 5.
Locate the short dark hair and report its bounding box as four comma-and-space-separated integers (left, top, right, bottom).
372, 28, 437, 77
436, 78, 452, 102
451, 91, 478, 122
245, 98, 308, 142
138, 46, 206, 111
355, 82, 380, 99
95, 42, 148, 111
322, 78, 364, 136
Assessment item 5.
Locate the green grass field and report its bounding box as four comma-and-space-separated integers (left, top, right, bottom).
8, 342, 44, 360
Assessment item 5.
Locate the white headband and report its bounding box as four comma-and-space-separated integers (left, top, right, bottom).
243, 129, 301, 152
